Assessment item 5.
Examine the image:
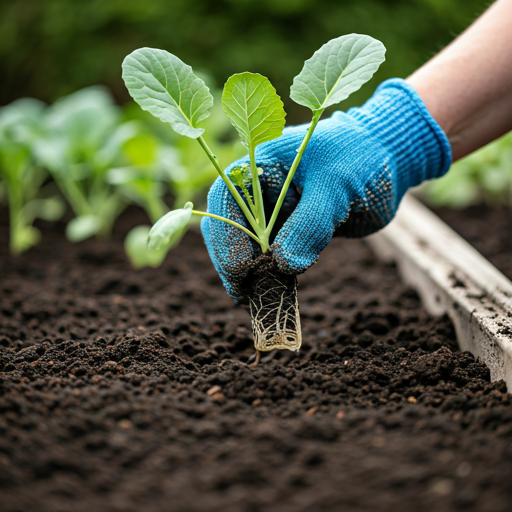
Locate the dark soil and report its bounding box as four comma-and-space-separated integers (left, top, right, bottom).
1, 209, 512, 512
434, 205, 512, 281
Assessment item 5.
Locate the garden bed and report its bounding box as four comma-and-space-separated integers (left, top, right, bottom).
1, 209, 512, 512
433, 205, 512, 281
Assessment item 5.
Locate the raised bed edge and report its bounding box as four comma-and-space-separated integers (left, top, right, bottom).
368, 194, 512, 390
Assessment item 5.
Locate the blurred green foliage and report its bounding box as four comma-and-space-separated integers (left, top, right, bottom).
0, 98, 65, 254
0, 85, 243, 263
0, 0, 506, 262
425, 133, 512, 209
0, 0, 489, 122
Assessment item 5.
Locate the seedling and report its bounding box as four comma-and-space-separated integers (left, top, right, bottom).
0, 99, 65, 255
34, 87, 138, 243
122, 34, 386, 353
426, 131, 512, 208
119, 91, 244, 269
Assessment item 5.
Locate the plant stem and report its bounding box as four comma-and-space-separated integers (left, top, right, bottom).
191, 210, 261, 244
6, 180, 22, 255
146, 195, 168, 224
249, 145, 265, 230
57, 177, 92, 216
265, 109, 324, 237
196, 136, 263, 238
240, 182, 258, 218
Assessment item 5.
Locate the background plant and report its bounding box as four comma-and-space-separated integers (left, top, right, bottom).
113, 87, 244, 268
0, 99, 65, 254
424, 132, 512, 209
0, 83, 242, 264
33, 86, 138, 242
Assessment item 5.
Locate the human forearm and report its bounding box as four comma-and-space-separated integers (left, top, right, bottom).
407, 0, 512, 161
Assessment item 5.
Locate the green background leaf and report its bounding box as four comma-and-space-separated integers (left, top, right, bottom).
222, 73, 285, 150
122, 48, 213, 139
125, 225, 170, 269
66, 215, 102, 242
147, 202, 193, 251
290, 34, 386, 111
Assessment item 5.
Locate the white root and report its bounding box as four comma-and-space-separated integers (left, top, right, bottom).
249, 275, 301, 352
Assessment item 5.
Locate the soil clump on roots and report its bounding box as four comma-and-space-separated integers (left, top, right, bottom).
243, 251, 301, 352
1, 209, 511, 512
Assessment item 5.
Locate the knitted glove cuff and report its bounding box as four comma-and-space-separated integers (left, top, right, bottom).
347, 78, 452, 191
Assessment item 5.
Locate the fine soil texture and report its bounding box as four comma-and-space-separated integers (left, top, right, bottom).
434, 205, 512, 281
1, 209, 511, 512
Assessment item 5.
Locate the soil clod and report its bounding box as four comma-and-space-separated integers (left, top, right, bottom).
244, 251, 301, 352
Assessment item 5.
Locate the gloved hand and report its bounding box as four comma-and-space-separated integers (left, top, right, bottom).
201, 78, 452, 301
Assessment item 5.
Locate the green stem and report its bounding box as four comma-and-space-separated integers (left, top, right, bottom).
239, 181, 257, 218
6, 180, 22, 255
196, 136, 263, 238
249, 145, 265, 230
191, 210, 262, 245
265, 109, 324, 237
96, 194, 126, 238
146, 195, 168, 224
56, 177, 92, 216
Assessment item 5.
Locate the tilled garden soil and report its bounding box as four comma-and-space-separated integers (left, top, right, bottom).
1, 210, 512, 512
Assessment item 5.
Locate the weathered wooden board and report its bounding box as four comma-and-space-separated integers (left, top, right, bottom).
368, 194, 512, 390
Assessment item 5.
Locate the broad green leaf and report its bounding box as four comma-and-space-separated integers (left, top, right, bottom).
481, 166, 510, 192
66, 215, 102, 242
106, 167, 140, 186
222, 73, 285, 150
22, 197, 66, 223
123, 133, 158, 166
125, 225, 169, 269
44, 87, 119, 150
0, 98, 46, 125
147, 202, 193, 250
94, 121, 140, 169
38, 197, 66, 222
33, 136, 68, 173
0, 98, 46, 143
290, 34, 386, 111
122, 48, 213, 139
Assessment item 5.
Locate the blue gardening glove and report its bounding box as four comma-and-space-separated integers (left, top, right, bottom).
201, 78, 452, 301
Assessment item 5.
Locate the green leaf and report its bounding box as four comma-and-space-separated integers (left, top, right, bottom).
147, 202, 193, 250
44, 86, 120, 149
23, 197, 66, 223
66, 215, 102, 242
123, 133, 159, 166
106, 166, 141, 186
122, 48, 213, 139
125, 225, 169, 269
290, 34, 386, 111
38, 197, 66, 222
94, 121, 140, 169
222, 73, 285, 150
229, 163, 255, 206
229, 163, 251, 187
0, 98, 46, 143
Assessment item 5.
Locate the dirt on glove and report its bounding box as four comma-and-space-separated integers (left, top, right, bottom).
0, 208, 511, 512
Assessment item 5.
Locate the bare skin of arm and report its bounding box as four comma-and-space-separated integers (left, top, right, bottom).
407, 0, 512, 162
